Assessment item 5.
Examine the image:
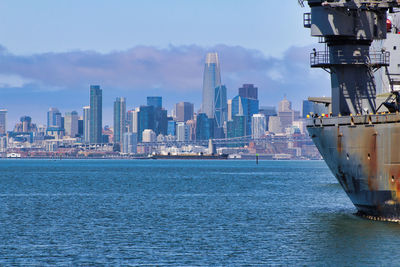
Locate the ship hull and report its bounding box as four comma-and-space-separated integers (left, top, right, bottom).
307, 113, 400, 218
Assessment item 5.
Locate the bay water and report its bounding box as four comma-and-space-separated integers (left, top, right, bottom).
0, 159, 398, 266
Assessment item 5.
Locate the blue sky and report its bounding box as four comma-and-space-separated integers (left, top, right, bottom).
0, 1, 329, 128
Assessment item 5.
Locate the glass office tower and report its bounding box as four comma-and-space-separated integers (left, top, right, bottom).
89, 85, 102, 143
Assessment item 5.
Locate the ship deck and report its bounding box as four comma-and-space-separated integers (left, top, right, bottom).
306, 113, 400, 128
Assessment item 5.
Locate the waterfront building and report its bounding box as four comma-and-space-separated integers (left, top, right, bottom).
251, 114, 267, 139
202, 52, 221, 118
122, 132, 137, 154
142, 129, 156, 142
89, 85, 102, 143
64, 111, 79, 138
175, 102, 194, 122
83, 106, 90, 143
176, 122, 190, 142
0, 109, 7, 135
47, 108, 62, 129
147, 96, 162, 109
113, 97, 126, 144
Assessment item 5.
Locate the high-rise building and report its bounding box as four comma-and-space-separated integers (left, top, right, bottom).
227, 100, 232, 121
214, 85, 228, 129
123, 132, 137, 154
147, 96, 162, 109
89, 85, 102, 143
175, 102, 194, 122
202, 52, 221, 118
83, 106, 90, 143
127, 109, 139, 133
251, 114, 267, 139
64, 111, 79, 138
138, 106, 155, 142
113, 97, 126, 144
0, 109, 7, 135
167, 120, 176, 136
227, 115, 247, 143
176, 122, 190, 142
78, 117, 83, 137
239, 84, 258, 100
231, 95, 259, 136
196, 113, 211, 140
47, 108, 62, 129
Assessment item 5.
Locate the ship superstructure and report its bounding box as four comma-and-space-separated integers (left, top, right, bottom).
301, 0, 400, 218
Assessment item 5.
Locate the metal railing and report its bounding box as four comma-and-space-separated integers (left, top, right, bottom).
310, 50, 390, 67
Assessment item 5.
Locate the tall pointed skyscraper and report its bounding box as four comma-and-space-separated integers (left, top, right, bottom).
202, 52, 221, 119
89, 85, 102, 143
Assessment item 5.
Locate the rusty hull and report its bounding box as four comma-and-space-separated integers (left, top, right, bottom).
307, 113, 400, 218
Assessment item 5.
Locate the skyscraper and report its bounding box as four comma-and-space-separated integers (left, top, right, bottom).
196, 113, 211, 141
214, 85, 228, 129
47, 108, 62, 129
239, 84, 258, 100
64, 111, 79, 138
113, 97, 126, 144
231, 95, 259, 136
251, 114, 267, 139
123, 132, 137, 154
89, 85, 102, 143
176, 122, 190, 141
83, 106, 90, 143
147, 96, 162, 109
175, 102, 194, 122
202, 52, 221, 118
137, 106, 155, 142
0, 109, 7, 135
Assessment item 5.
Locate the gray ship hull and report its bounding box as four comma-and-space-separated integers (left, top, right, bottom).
307, 113, 400, 218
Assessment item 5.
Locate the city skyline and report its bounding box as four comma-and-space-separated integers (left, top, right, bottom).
0, 2, 330, 129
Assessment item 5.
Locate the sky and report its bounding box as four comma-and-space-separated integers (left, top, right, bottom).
0, 0, 330, 128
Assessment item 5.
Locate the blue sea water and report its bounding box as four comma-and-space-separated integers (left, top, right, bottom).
0, 159, 399, 266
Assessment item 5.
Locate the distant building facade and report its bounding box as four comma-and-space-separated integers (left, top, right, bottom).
89, 85, 102, 143
64, 111, 79, 138
113, 97, 126, 144
175, 102, 194, 122
147, 96, 162, 109
83, 106, 90, 143
47, 108, 62, 129
0, 109, 7, 135
251, 114, 266, 139
202, 52, 221, 118
123, 132, 137, 154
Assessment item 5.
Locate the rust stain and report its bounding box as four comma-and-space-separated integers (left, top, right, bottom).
361, 128, 378, 191
337, 126, 343, 154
